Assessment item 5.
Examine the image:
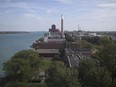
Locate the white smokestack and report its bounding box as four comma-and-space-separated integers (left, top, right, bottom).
61, 15, 64, 38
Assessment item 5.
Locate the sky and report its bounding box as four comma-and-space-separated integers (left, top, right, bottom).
0, 0, 116, 31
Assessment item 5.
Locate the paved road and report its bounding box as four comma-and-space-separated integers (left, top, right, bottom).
67, 54, 80, 67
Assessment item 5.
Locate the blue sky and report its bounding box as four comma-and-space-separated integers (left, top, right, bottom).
0, 0, 116, 31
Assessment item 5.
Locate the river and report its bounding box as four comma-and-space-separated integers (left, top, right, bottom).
0, 32, 44, 77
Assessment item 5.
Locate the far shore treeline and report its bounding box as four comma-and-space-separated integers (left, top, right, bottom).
0, 31, 30, 34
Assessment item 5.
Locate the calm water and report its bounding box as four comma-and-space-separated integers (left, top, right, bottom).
0, 32, 44, 77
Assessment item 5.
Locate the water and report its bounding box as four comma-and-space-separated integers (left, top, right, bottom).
0, 32, 45, 77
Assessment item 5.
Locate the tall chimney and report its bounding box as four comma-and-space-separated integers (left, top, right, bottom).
61, 15, 64, 38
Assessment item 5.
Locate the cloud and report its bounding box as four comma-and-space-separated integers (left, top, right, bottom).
24, 13, 41, 20
0, 0, 12, 3
0, 1, 60, 15
83, 2, 116, 19
97, 3, 116, 8
55, 0, 74, 4
85, 8, 116, 20
0, 2, 28, 9
46, 8, 60, 14
5, 10, 10, 13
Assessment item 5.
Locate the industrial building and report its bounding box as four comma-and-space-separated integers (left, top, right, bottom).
32, 15, 65, 58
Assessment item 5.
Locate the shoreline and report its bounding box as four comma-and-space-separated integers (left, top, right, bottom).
0, 32, 30, 34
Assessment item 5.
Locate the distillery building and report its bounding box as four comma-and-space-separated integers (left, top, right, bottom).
32, 15, 65, 58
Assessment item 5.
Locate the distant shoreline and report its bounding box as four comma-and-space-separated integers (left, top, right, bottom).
0, 31, 30, 34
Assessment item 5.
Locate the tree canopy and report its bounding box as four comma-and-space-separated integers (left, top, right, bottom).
1, 43, 116, 87
78, 58, 112, 87
46, 61, 80, 87
2, 50, 43, 86
94, 44, 116, 79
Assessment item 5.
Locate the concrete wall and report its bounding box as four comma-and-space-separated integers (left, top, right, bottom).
37, 49, 59, 53
48, 38, 65, 42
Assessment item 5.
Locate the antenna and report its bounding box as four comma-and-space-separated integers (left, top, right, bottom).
78, 24, 81, 30
78, 24, 80, 30
78, 24, 82, 48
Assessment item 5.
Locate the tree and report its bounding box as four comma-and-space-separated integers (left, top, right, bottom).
12, 50, 41, 70
86, 68, 112, 87
2, 50, 42, 86
100, 36, 111, 45
78, 58, 96, 87
65, 33, 75, 42
111, 79, 116, 87
94, 44, 116, 79
4, 81, 27, 87
3, 58, 32, 82
4, 81, 47, 87
92, 36, 101, 44
38, 37, 44, 42
46, 61, 80, 87
78, 58, 112, 87
80, 40, 94, 49
12, 50, 39, 60
82, 36, 101, 45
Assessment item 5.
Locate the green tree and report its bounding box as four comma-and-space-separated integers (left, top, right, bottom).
2, 50, 42, 86
100, 36, 111, 45
78, 58, 96, 87
12, 50, 41, 70
4, 81, 27, 87
12, 50, 39, 60
65, 33, 75, 42
82, 36, 101, 45
38, 37, 44, 42
78, 58, 112, 87
3, 58, 32, 82
81, 40, 94, 49
4, 81, 47, 87
46, 61, 80, 87
94, 44, 116, 79
111, 79, 116, 87
86, 68, 112, 87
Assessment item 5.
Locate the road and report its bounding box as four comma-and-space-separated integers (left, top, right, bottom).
67, 54, 80, 68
